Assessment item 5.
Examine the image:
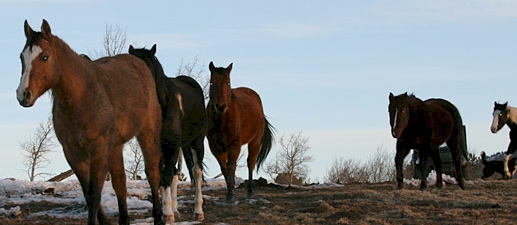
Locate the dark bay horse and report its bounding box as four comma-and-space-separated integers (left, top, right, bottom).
490, 101, 517, 178
388, 92, 468, 190
16, 20, 164, 225
207, 62, 274, 202
129, 44, 206, 222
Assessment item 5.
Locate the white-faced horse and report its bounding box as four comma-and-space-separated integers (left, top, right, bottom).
490, 101, 517, 178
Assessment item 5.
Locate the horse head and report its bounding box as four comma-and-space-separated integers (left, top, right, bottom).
389, 92, 412, 139
491, 101, 509, 133
17, 19, 59, 107
128, 44, 163, 80
208, 61, 233, 114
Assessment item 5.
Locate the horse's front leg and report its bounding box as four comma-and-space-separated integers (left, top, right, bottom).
159, 139, 181, 224
86, 140, 110, 225
395, 142, 410, 189
504, 153, 514, 179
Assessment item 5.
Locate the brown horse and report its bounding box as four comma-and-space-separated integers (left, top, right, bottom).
207, 62, 274, 202
388, 92, 468, 190
16, 19, 164, 225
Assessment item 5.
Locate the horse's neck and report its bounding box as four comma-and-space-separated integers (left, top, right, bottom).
52, 38, 96, 103
507, 106, 517, 128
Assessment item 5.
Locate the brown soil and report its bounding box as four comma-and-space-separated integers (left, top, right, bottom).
0, 179, 514, 225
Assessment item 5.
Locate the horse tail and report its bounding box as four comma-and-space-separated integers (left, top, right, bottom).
459, 125, 468, 160
256, 117, 275, 171
439, 99, 469, 160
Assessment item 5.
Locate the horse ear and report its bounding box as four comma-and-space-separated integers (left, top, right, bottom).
24, 20, 34, 38
209, 61, 215, 72
227, 63, 233, 73
151, 44, 157, 55
389, 92, 394, 100
41, 19, 51, 40
128, 45, 135, 54
503, 102, 508, 108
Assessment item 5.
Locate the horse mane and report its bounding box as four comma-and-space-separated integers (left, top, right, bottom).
149, 56, 167, 78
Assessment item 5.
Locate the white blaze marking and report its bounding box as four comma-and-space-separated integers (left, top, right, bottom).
491, 110, 501, 132
393, 109, 399, 129
17, 46, 42, 102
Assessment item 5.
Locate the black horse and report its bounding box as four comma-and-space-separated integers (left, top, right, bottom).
481, 151, 517, 179
389, 92, 468, 190
129, 44, 207, 223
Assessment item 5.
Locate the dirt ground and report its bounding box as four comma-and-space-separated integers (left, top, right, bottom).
1, 178, 515, 225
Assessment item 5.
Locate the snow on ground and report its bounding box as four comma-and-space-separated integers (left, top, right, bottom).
403, 170, 475, 187
0, 178, 228, 224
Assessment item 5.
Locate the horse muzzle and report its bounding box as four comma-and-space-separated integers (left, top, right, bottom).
213, 103, 227, 114
391, 129, 399, 139
490, 127, 498, 134
16, 89, 34, 107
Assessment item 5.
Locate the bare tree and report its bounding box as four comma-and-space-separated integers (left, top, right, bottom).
124, 138, 144, 180
266, 132, 314, 185
325, 158, 368, 184
20, 117, 55, 181
365, 145, 395, 183
325, 145, 395, 184
90, 24, 127, 59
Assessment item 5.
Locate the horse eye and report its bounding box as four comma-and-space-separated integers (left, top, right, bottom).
42, 55, 49, 61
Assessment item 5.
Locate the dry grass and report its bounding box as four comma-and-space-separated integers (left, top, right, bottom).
2, 179, 516, 225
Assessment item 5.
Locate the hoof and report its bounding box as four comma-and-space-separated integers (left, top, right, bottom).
194, 213, 204, 221
162, 214, 174, 225
225, 194, 236, 203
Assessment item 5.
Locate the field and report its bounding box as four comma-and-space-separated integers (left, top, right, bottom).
0, 177, 515, 225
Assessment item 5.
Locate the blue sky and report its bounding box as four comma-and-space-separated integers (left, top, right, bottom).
1, 0, 517, 182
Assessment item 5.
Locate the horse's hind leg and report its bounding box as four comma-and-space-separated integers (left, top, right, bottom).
109, 144, 129, 225
430, 148, 443, 189
447, 139, 465, 189
418, 149, 430, 190
246, 140, 261, 197
190, 137, 205, 220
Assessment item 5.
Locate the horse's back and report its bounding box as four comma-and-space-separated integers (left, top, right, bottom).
425, 98, 463, 127
233, 87, 264, 113
94, 54, 160, 143
174, 75, 204, 96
